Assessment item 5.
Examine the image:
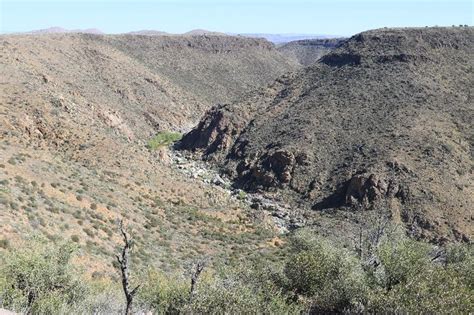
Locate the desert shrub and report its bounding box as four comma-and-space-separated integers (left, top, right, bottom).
83, 228, 94, 238
188, 264, 302, 314
137, 270, 189, 313
64, 279, 123, 314
0, 239, 9, 249
366, 237, 473, 313
137, 262, 301, 314
147, 131, 182, 150
372, 237, 431, 289
369, 263, 473, 313
284, 231, 366, 313
0, 236, 86, 314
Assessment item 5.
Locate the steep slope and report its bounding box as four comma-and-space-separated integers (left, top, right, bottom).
0, 33, 297, 135
0, 33, 294, 273
180, 27, 474, 242
278, 38, 346, 66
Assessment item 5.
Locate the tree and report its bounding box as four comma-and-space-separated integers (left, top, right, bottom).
116, 220, 140, 315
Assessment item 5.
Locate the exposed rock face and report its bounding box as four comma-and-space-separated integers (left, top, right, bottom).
180, 27, 474, 241
178, 105, 242, 159
345, 173, 402, 206
244, 150, 296, 187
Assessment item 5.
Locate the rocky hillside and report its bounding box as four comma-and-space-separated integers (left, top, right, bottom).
0, 33, 297, 134
179, 27, 474, 242
278, 38, 346, 66
0, 33, 296, 273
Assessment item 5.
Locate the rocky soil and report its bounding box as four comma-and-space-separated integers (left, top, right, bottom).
179, 27, 474, 243
169, 149, 304, 234
0, 33, 297, 273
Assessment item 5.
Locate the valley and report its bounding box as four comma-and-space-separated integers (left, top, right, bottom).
0, 26, 472, 314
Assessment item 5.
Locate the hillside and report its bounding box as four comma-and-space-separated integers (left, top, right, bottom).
179, 27, 474, 242
0, 33, 297, 133
0, 33, 296, 273
278, 38, 346, 66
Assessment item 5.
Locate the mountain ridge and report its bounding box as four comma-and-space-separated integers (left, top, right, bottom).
179, 26, 474, 242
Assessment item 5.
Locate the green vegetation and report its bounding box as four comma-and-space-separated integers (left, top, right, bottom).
0, 229, 472, 314
0, 237, 86, 314
284, 233, 366, 312
147, 131, 182, 150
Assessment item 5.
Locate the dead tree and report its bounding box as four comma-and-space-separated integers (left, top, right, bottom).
353, 199, 394, 262
189, 260, 206, 303
116, 220, 140, 315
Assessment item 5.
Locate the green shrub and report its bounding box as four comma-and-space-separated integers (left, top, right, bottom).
147, 131, 182, 150
137, 262, 302, 314
184, 263, 302, 314
137, 270, 189, 313
284, 232, 366, 312
0, 236, 86, 314
0, 239, 9, 249
367, 239, 473, 313
374, 237, 431, 290
369, 263, 473, 313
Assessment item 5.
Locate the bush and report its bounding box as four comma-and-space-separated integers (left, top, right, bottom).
137, 270, 189, 313
369, 263, 473, 313
0, 229, 471, 314
0, 236, 86, 314
137, 262, 302, 314
147, 131, 182, 150
367, 237, 473, 313
284, 231, 366, 312
188, 264, 302, 314
0, 239, 9, 249
374, 237, 431, 289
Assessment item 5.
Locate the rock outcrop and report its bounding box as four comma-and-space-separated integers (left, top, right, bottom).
180, 27, 474, 241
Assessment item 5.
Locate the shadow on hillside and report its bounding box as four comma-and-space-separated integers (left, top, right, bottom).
312, 181, 349, 210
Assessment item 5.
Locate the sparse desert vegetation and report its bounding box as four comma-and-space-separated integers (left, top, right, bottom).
0, 227, 472, 314
0, 10, 472, 313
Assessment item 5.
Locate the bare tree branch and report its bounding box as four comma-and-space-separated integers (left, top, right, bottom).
189, 259, 206, 303
117, 219, 140, 315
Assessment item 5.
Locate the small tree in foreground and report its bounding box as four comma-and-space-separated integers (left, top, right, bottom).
116, 220, 140, 315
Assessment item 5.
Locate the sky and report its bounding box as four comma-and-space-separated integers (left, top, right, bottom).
0, 0, 472, 36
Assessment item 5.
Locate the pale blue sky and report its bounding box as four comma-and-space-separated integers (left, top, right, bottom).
1, 0, 472, 36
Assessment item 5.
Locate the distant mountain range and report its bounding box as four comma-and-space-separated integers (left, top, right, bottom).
25, 27, 104, 35
13, 27, 337, 43
233, 33, 338, 44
